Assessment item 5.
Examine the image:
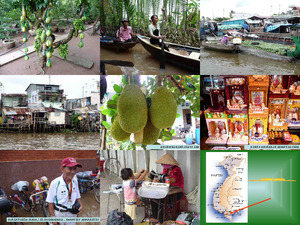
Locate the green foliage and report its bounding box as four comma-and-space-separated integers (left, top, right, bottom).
242, 40, 294, 56
58, 43, 69, 59
71, 113, 80, 125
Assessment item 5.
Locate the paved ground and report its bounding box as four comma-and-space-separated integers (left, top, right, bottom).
0, 189, 100, 225
0, 26, 100, 75
100, 174, 146, 225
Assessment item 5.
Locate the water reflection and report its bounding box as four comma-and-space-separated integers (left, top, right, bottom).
0, 133, 100, 150
101, 43, 194, 75
200, 46, 300, 75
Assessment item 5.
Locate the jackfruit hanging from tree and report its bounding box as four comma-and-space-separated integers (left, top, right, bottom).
149, 86, 177, 129
117, 84, 148, 133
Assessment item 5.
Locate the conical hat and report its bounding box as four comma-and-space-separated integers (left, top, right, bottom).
155, 153, 179, 166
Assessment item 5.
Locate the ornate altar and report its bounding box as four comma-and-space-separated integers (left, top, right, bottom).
288, 75, 300, 98
204, 112, 229, 145
224, 76, 249, 145
248, 75, 269, 144
204, 88, 228, 145
268, 75, 289, 131
286, 99, 300, 128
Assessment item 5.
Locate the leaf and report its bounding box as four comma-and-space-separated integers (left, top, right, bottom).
122, 75, 128, 85
170, 129, 175, 134
161, 130, 172, 139
109, 110, 116, 117
101, 109, 111, 115
176, 113, 180, 118
107, 100, 117, 109
113, 84, 122, 93
112, 94, 119, 102
186, 82, 196, 90
102, 121, 111, 129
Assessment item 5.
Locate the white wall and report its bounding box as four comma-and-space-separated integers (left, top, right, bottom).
91, 92, 100, 109
100, 150, 200, 213
48, 110, 65, 125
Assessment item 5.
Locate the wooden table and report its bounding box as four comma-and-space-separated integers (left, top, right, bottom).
140, 187, 184, 222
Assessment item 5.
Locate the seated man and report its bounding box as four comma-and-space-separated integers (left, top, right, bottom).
116, 18, 136, 43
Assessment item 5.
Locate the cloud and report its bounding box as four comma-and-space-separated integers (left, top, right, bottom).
235, 1, 249, 8
0, 75, 99, 99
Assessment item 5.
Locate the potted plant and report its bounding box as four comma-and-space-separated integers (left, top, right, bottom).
2, 27, 16, 49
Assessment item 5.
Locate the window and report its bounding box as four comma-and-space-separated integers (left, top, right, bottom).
55, 110, 60, 116
45, 86, 52, 91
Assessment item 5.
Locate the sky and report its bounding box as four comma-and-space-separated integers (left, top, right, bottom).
0, 75, 99, 99
201, 0, 300, 19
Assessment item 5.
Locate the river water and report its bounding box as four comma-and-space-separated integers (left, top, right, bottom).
0, 132, 99, 150
101, 43, 193, 75
200, 46, 300, 75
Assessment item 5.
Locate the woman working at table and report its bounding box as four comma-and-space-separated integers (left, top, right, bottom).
150, 153, 184, 224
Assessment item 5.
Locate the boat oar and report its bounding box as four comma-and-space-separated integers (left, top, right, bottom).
101, 60, 134, 67
160, 7, 166, 70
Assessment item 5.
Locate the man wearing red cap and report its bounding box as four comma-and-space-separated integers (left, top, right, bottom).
46, 157, 83, 225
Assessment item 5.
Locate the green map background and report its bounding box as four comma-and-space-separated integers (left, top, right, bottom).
200, 151, 300, 225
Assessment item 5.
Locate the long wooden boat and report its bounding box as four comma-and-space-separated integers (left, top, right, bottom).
137, 35, 200, 73
202, 41, 239, 53
239, 45, 297, 62
100, 36, 137, 53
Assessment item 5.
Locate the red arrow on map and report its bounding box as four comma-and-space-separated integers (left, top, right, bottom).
230, 198, 271, 214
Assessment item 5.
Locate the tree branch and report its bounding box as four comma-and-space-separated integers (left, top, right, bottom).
79, 5, 86, 17
53, 28, 74, 48
166, 75, 188, 93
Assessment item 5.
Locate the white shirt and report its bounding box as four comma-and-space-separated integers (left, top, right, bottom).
149, 22, 162, 43
46, 175, 81, 209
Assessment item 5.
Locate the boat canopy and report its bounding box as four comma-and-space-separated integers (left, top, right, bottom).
218, 24, 242, 30
266, 24, 292, 32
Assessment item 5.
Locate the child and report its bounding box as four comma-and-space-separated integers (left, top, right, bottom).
121, 168, 149, 220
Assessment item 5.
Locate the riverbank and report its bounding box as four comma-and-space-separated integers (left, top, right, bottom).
0, 132, 100, 150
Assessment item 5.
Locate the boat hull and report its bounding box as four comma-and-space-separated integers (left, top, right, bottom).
100, 36, 137, 52
202, 41, 239, 53
138, 36, 200, 74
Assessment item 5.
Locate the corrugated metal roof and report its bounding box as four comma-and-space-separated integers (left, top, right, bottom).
1, 93, 27, 97
3, 107, 31, 115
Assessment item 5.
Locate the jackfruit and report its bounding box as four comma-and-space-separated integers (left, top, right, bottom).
149, 86, 177, 129
118, 84, 147, 133
142, 117, 161, 145
111, 116, 131, 141
133, 129, 143, 144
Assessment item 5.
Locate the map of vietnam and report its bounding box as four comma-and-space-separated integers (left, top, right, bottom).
213, 154, 246, 221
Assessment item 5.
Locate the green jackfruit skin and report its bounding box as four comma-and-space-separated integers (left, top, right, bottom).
149, 86, 177, 129
110, 116, 131, 141
142, 117, 161, 145
134, 129, 143, 144
118, 84, 147, 133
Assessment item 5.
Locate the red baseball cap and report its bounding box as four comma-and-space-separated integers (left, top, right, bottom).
61, 157, 82, 168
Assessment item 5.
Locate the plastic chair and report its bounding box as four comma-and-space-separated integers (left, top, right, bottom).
103, 184, 124, 213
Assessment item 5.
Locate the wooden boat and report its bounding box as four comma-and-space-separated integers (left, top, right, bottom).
137, 36, 200, 73
100, 36, 137, 53
202, 41, 239, 53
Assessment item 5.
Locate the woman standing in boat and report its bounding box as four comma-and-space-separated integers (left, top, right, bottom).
149, 7, 169, 51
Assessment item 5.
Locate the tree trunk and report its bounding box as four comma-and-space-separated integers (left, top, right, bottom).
92, 15, 100, 35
